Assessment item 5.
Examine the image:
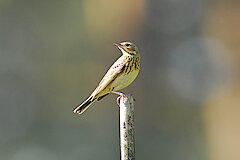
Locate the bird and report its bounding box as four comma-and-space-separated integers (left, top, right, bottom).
73, 41, 140, 114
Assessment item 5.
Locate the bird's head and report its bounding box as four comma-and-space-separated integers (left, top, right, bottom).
114, 42, 139, 57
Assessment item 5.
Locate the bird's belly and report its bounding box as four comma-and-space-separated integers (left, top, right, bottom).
110, 69, 139, 91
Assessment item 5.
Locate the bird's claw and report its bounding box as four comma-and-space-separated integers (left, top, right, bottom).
110, 91, 130, 106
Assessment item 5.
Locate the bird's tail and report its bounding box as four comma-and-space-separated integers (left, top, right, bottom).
73, 96, 96, 114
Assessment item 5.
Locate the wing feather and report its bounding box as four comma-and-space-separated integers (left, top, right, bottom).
90, 56, 127, 99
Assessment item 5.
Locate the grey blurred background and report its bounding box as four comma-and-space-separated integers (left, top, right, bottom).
1, 0, 240, 160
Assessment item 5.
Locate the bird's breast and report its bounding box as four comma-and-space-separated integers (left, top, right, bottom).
110, 67, 139, 91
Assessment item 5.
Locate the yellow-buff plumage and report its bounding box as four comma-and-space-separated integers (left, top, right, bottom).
73, 42, 140, 114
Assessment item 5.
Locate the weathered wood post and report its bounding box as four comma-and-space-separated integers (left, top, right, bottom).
118, 94, 135, 160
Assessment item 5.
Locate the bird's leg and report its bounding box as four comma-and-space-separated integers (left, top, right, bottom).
110, 91, 130, 105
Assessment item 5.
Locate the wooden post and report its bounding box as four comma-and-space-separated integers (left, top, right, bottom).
118, 94, 135, 160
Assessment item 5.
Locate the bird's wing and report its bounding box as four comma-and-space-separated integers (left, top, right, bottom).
90, 56, 127, 99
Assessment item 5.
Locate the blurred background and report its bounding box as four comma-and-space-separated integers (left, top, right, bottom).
1, 0, 240, 159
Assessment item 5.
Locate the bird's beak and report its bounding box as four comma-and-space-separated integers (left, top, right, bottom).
114, 43, 122, 48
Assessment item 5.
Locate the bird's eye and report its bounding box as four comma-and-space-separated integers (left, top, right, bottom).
126, 44, 130, 47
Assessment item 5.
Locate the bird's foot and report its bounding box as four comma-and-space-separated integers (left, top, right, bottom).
110, 91, 129, 105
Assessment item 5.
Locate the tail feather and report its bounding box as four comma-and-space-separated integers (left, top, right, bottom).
73, 97, 96, 114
